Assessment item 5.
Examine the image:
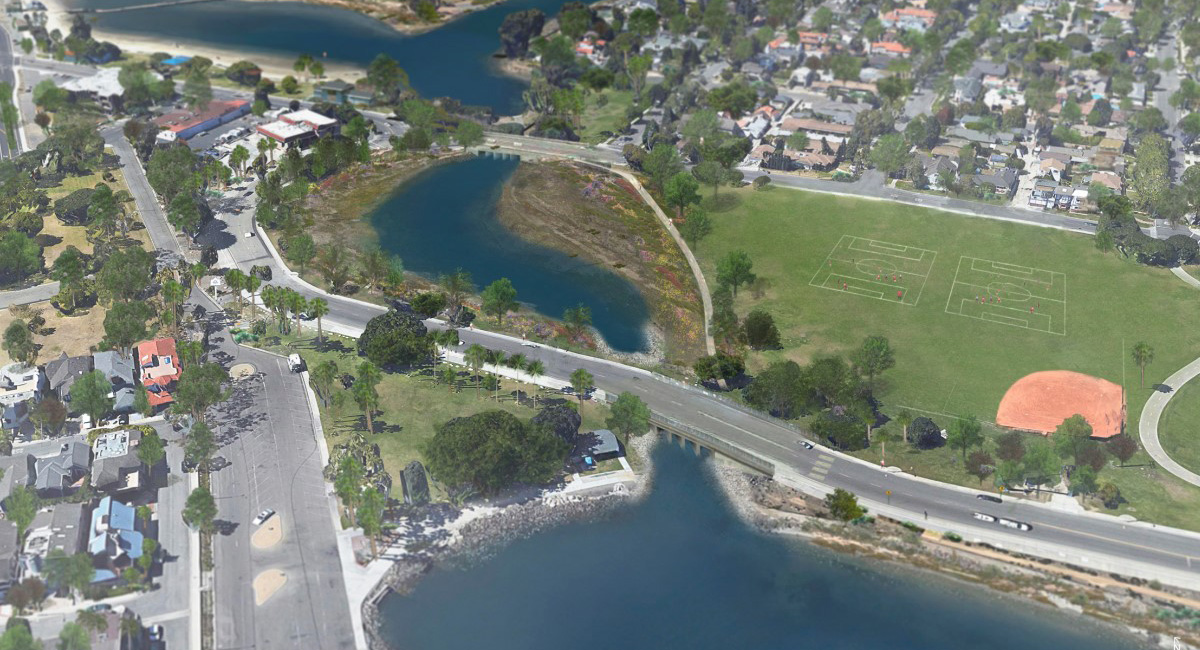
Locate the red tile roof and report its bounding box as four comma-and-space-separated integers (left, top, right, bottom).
137, 338, 181, 406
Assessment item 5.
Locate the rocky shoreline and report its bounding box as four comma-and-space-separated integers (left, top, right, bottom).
704, 461, 1200, 650
361, 435, 657, 650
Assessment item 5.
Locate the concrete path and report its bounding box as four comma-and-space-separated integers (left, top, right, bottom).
1171, 266, 1200, 289
1138, 355, 1200, 488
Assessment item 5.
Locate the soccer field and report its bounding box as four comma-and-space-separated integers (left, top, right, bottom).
695, 188, 1200, 439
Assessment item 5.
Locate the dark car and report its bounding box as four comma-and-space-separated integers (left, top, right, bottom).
207, 457, 231, 471
801, 441, 814, 450
976, 494, 1002, 503
182, 458, 198, 473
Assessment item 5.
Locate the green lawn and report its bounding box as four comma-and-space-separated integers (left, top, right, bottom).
1157, 379, 1200, 476
694, 186, 1200, 529
577, 89, 633, 145
252, 330, 613, 488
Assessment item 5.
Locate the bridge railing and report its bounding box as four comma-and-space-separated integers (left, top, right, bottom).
649, 412, 777, 477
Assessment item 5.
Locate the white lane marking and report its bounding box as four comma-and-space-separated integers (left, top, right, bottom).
698, 411, 796, 455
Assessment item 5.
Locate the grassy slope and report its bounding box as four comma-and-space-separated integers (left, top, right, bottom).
577, 89, 634, 145
695, 186, 1200, 529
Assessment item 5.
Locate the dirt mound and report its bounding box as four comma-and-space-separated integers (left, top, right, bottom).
996, 371, 1124, 438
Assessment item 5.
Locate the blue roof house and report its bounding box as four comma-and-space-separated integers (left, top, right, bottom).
87, 496, 144, 583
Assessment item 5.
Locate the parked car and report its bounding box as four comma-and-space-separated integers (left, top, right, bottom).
207, 457, 231, 471
252, 509, 276, 526
148, 625, 163, 642
976, 494, 1002, 503
801, 441, 814, 450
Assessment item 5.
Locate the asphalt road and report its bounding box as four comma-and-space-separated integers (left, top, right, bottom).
103, 123, 183, 254
0, 280, 59, 308
206, 323, 355, 650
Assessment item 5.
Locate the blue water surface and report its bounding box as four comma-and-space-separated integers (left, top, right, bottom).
369, 155, 651, 352
379, 443, 1143, 650
70, 0, 571, 112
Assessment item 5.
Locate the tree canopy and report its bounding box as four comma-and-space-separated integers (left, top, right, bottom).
426, 410, 568, 494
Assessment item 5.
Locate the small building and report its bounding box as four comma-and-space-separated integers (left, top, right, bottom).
137, 338, 182, 408
32, 441, 91, 498
315, 79, 354, 104
20, 503, 86, 581
152, 99, 250, 141
580, 429, 623, 462
281, 109, 339, 136
0, 363, 44, 434
0, 520, 18, 598
87, 496, 144, 584
974, 168, 1019, 196
953, 76, 983, 103
90, 429, 143, 494
60, 67, 160, 114
256, 119, 318, 147
93, 351, 136, 414
45, 352, 91, 403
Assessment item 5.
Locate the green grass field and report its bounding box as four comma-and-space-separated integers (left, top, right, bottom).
694, 186, 1200, 529
1157, 380, 1200, 476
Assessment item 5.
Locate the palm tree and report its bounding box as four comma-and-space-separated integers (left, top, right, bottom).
1131, 341, 1154, 388
162, 279, 186, 336
875, 429, 897, 466
485, 349, 506, 400
225, 269, 245, 315
287, 289, 307, 336
357, 360, 383, 389
309, 298, 330, 343
243, 273, 261, 318
464, 344, 487, 396
895, 409, 914, 444
526, 359, 545, 404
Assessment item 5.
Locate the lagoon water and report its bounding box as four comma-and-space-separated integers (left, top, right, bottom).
379, 443, 1142, 650
369, 155, 651, 352
67, 0, 572, 112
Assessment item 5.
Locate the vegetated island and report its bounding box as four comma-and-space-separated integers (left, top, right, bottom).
496, 160, 707, 367
250, 0, 507, 35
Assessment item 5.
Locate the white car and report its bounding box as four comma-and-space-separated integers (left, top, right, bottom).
252, 509, 276, 526
245, 231, 256, 238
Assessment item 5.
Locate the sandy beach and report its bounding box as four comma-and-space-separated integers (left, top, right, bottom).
39, 0, 367, 82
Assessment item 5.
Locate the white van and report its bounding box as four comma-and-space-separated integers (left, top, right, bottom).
288, 354, 305, 373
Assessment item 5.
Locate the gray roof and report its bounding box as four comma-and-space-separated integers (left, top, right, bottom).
0, 520, 17, 583
969, 60, 1008, 78
0, 453, 30, 502
91, 430, 141, 491
953, 76, 983, 100
33, 442, 90, 494
976, 168, 1018, 188
45, 352, 92, 396
93, 351, 134, 389
586, 429, 621, 457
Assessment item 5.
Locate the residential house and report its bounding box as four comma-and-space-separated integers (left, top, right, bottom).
90, 429, 143, 494
32, 441, 90, 498
916, 154, 959, 190
999, 10, 1031, 32
953, 76, 983, 103
974, 168, 1019, 196
137, 338, 182, 409
869, 41, 911, 57
0, 520, 18, 598
1087, 170, 1124, 194
20, 503, 86, 581
87, 496, 144, 584
0, 362, 44, 434
880, 7, 937, 31
92, 351, 135, 415
84, 610, 140, 650
778, 117, 853, 141
346, 83, 376, 106
314, 79, 354, 104
45, 352, 92, 403
1041, 156, 1069, 182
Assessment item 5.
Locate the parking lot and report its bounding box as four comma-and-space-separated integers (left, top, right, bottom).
206, 330, 355, 650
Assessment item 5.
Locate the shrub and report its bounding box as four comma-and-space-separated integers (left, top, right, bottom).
910, 416, 944, 449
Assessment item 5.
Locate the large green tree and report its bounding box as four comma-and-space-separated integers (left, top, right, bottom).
715, 250, 755, 296
426, 410, 568, 494
605, 391, 650, 446
480, 278, 519, 324
69, 371, 113, 422
182, 486, 218, 532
